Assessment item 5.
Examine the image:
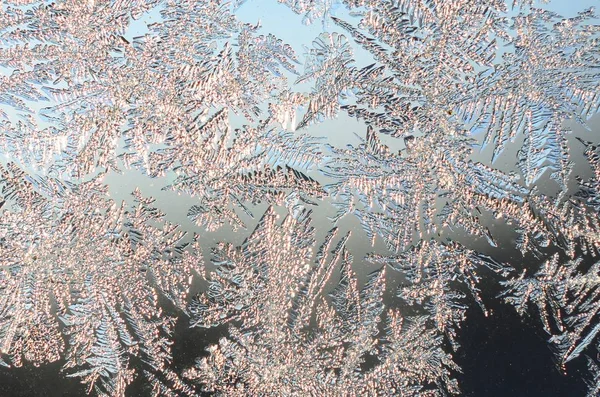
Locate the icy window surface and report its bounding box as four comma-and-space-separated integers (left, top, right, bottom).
0, 0, 599, 396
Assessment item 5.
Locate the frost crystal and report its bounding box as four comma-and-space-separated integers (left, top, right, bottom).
0, 0, 600, 395
0, 165, 197, 395
186, 209, 459, 395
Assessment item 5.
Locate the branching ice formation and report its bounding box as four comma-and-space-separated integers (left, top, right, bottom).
186, 209, 459, 396
0, 0, 599, 395
0, 164, 198, 395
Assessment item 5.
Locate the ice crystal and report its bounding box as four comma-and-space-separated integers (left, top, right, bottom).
501, 254, 600, 370
297, 2, 600, 253
0, 0, 323, 231
186, 208, 459, 396
323, 128, 529, 252
0, 163, 197, 395
499, 133, 600, 394
587, 356, 600, 397
370, 240, 512, 350
277, 0, 342, 26
0, 0, 599, 395
157, 112, 325, 231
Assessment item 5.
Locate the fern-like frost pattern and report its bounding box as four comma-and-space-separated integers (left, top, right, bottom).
0, 0, 599, 395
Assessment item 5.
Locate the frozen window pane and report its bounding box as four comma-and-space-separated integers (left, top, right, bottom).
0, 0, 599, 396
